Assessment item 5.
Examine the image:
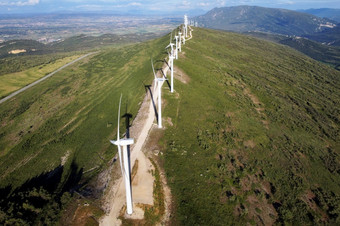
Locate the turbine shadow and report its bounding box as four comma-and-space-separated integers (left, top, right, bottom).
122, 105, 133, 193
122, 108, 132, 139
144, 83, 158, 123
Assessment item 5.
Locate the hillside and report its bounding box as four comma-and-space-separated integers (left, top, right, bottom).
0, 33, 156, 59
161, 27, 340, 225
298, 8, 340, 22
304, 26, 340, 46
244, 31, 340, 69
194, 5, 336, 36
0, 25, 339, 225
0, 34, 168, 225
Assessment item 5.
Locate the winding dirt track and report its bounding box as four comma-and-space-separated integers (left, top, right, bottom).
100, 61, 170, 226
100, 26, 193, 225
0, 52, 97, 105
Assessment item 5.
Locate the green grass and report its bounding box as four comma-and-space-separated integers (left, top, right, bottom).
0, 54, 83, 98
0, 52, 80, 76
0, 34, 169, 225
161, 28, 340, 225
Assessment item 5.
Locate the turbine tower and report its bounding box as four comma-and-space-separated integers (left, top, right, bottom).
110, 95, 134, 215
175, 34, 179, 60
152, 60, 167, 128
178, 32, 182, 52
168, 50, 175, 93
182, 26, 186, 45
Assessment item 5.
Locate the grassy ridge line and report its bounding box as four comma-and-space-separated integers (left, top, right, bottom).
0, 53, 88, 100
161, 28, 340, 224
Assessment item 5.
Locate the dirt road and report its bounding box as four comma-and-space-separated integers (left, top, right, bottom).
100, 60, 169, 225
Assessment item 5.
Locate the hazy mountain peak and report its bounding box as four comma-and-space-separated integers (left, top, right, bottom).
195, 5, 336, 36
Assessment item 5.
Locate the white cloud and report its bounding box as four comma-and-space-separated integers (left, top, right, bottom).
198, 2, 210, 7
129, 2, 142, 6
0, 0, 40, 6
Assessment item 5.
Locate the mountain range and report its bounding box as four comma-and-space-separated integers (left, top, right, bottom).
193, 5, 340, 69
194, 5, 336, 36
298, 8, 340, 22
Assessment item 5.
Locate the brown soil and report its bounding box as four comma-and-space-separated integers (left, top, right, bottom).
173, 65, 191, 84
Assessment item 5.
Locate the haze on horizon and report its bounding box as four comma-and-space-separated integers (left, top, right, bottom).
0, 0, 340, 15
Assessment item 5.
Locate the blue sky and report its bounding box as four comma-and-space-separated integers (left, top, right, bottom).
1, 0, 340, 14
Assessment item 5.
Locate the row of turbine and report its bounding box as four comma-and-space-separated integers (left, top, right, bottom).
109, 17, 191, 216
153, 22, 190, 129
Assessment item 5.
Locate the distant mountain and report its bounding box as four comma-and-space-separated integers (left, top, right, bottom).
304, 25, 340, 46
194, 5, 336, 36
298, 8, 340, 22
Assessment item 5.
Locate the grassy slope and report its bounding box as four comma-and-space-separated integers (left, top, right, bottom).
161, 28, 340, 225
0, 35, 168, 224
244, 32, 340, 70
0, 52, 79, 76
0, 54, 83, 98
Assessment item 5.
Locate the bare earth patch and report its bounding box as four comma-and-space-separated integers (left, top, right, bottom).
174, 65, 191, 84
8, 49, 26, 54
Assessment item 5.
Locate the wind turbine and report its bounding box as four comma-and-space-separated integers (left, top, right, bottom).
174, 34, 179, 60
184, 15, 188, 38
178, 32, 182, 52
166, 32, 175, 57
168, 50, 175, 93
182, 25, 186, 45
152, 60, 167, 128
110, 95, 134, 215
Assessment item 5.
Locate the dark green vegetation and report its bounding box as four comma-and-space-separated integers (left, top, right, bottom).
244, 32, 340, 70
0, 33, 156, 59
298, 8, 340, 22
0, 33, 168, 225
161, 28, 340, 225
194, 5, 335, 36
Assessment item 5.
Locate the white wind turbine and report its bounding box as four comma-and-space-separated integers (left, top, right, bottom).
182, 25, 186, 45
178, 32, 182, 52
167, 50, 175, 93
174, 34, 179, 60
166, 32, 175, 57
152, 60, 167, 128
184, 15, 188, 38
110, 95, 134, 215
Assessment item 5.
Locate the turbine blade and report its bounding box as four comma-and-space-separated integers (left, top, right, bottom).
117, 94, 122, 141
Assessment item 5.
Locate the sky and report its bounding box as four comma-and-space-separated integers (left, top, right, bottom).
0, 0, 340, 14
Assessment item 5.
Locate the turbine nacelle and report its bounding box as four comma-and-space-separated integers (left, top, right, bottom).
110, 138, 134, 146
